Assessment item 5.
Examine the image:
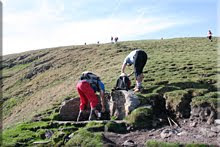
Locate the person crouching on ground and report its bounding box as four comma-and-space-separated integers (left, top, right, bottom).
121, 49, 148, 92
76, 71, 105, 121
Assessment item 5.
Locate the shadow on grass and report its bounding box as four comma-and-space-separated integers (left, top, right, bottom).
142, 81, 217, 95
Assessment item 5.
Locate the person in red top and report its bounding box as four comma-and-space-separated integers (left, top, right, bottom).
76, 71, 105, 121
207, 30, 213, 42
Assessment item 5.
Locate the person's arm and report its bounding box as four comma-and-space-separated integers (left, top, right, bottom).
121, 63, 127, 74
100, 90, 105, 112
98, 81, 106, 112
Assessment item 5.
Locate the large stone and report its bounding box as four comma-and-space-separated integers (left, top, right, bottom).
160, 129, 173, 139
59, 98, 83, 121
109, 90, 140, 120
59, 94, 110, 121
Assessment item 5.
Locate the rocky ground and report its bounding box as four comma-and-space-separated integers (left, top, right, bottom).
104, 119, 220, 146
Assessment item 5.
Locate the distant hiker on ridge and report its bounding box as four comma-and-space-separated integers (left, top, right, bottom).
76, 71, 106, 121
121, 49, 148, 92
207, 30, 213, 42
115, 37, 118, 43
111, 36, 114, 43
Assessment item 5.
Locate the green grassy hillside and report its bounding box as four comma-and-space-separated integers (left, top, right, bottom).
2, 37, 218, 130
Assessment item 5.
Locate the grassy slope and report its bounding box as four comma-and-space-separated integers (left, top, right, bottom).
2, 37, 218, 129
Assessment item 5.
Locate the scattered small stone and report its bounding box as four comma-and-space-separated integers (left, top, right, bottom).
171, 128, 180, 134
207, 118, 214, 125
33, 140, 51, 144
160, 129, 172, 139
183, 119, 187, 124
45, 130, 53, 139
190, 121, 197, 127
126, 126, 134, 131
200, 127, 217, 138
215, 119, 220, 125
149, 129, 155, 133
177, 131, 187, 136
68, 133, 74, 138
200, 128, 209, 136
149, 134, 154, 137
211, 126, 220, 133
207, 132, 217, 138
122, 139, 136, 147
158, 118, 163, 122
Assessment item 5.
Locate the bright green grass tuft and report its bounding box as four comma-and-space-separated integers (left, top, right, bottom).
2, 121, 49, 146
65, 128, 103, 146
126, 106, 153, 129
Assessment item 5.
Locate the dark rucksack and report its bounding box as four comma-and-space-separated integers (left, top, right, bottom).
80, 72, 100, 91
115, 75, 131, 90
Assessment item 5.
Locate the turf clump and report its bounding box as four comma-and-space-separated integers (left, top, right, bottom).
126, 106, 153, 129
65, 128, 103, 146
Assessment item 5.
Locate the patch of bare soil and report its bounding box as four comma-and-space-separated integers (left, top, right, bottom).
104, 119, 220, 146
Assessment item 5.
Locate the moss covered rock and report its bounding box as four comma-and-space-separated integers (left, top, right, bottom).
65, 128, 103, 146
105, 121, 127, 133
125, 106, 153, 129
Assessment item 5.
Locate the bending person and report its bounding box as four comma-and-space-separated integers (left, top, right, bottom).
76, 71, 105, 121
121, 49, 148, 92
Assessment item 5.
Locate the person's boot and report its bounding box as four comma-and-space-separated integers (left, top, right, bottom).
89, 108, 101, 121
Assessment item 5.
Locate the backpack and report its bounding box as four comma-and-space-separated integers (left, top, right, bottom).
80, 72, 100, 91
115, 75, 131, 90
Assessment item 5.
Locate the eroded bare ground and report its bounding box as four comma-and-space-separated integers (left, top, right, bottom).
104, 119, 220, 146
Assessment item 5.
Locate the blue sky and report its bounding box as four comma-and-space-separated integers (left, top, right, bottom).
2, 0, 219, 55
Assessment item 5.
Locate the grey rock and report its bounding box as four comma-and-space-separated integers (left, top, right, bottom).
200, 127, 217, 137
200, 128, 209, 136
207, 132, 217, 138
33, 140, 51, 144
190, 121, 197, 127
177, 131, 187, 136
68, 133, 74, 138
215, 119, 220, 125
59, 94, 110, 121
211, 125, 220, 133
122, 140, 136, 147
59, 98, 82, 121
160, 129, 173, 139
45, 130, 53, 139
109, 90, 140, 120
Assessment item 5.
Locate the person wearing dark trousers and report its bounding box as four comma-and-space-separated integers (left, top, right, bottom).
207, 30, 213, 42
121, 49, 148, 92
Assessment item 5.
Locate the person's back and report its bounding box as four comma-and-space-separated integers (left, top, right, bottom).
121, 49, 148, 92
76, 71, 106, 121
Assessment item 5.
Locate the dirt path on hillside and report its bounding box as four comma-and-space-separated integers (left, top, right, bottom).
104, 119, 220, 146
